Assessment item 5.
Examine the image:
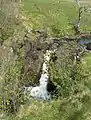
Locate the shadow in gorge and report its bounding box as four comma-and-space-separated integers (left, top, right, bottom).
78, 38, 91, 51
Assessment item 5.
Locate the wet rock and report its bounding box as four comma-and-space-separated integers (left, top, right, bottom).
86, 43, 91, 50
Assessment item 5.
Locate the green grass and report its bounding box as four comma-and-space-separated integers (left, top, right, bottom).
83, 53, 91, 70
22, 0, 77, 36
82, 53, 91, 90
5, 94, 91, 120
22, 0, 91, 36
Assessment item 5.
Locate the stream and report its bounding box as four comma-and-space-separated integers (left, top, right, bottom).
24, 38, 91, 100
24, 50, 55, 100
78, 38, 91, 50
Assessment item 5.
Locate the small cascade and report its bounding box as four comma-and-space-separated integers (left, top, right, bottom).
25, 50, 54, 100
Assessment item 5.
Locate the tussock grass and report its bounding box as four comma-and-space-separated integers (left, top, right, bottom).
5, 91, 91, 120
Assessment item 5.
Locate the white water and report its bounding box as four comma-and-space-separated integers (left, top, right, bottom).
25, 50, 54, 100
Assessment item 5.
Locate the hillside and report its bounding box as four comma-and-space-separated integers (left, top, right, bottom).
22, 0, 91, 36
0, 0, 91, 120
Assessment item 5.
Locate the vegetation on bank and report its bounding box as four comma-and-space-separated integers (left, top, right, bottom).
0, 0, 91, 120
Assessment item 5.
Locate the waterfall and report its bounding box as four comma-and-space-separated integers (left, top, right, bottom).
26, 50, 54, 100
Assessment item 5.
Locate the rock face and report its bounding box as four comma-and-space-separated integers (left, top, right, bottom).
24, 34, 51, 86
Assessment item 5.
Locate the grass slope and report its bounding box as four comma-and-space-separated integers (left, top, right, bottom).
22, 0, 77, 36
7, 95, 91, 120
22, 0, 91, 36
2, 1, 91, 120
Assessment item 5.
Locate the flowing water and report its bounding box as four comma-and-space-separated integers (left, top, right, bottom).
25, 50, 55, 100
78, 38, 91, 45
78, 38, 91, 51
